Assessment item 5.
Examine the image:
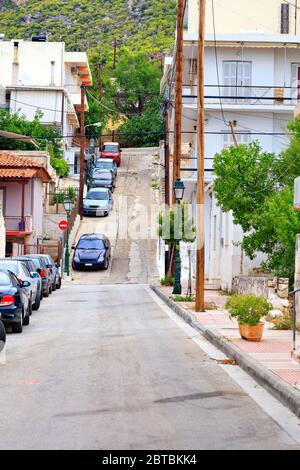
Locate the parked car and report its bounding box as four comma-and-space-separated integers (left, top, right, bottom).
0, 317, 6, 350
0, 260, 36, 314
38, 254, 62, 291
83, 188, 113, 217
0, 269, 31, 333
11, 257, 43, 310
72, 233, 111, 270
25, 255, 52, 297
94, 158, 117, 176
89, 168, 116, 192
100, 142, 122, 166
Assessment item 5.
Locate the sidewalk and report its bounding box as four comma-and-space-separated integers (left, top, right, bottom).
152, 284, 300, 416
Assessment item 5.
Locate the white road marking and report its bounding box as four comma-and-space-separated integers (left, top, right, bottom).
146, 286, 300, 445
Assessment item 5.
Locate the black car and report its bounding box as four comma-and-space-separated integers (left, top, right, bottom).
72, 233, 111, 270
0, 269, 31, 333
89, 169, 116, 192
25, 255, 52, 297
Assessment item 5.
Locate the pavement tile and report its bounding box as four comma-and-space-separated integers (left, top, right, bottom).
231, 339, 292, 353
271, 369, 300, 389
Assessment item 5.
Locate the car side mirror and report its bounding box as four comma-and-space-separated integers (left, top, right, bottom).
31, 272, 39, 279
21, 280, 31, 288
71, 245, 76, 250
55, 263, 60, 268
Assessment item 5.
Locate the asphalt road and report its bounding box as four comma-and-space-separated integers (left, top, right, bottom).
0, 283, 299, 450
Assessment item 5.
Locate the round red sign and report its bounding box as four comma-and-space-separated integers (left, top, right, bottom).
58, 220, 68, 231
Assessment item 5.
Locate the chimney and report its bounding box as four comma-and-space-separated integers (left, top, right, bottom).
12, 41, 19, 86
50, 61, 55, 86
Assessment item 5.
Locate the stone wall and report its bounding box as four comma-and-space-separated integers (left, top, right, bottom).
232, 275, 289, 316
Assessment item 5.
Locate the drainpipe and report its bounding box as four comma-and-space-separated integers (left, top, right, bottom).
11, 41, 19, 87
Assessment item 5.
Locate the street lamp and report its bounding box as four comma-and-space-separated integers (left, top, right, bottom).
63, 198, 75, 277
172, 178, 185, 295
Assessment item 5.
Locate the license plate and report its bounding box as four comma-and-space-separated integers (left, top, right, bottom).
85, 263, 93, 267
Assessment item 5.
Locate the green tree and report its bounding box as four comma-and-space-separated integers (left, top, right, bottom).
213, 137, 300, 281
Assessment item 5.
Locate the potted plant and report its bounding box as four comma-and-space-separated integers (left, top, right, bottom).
225, 294, 272, 342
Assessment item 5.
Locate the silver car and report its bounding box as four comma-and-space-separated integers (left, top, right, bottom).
83, 188, 113, 217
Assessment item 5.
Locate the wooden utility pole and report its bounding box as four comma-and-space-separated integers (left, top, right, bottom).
172, 0, 184, 203
164, 99, 170, 206
195, 0, 206, 312
229, 120, 238, 147
79, 85, 85, 219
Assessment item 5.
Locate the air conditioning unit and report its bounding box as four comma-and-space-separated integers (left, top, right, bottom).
71, 66, 78, 75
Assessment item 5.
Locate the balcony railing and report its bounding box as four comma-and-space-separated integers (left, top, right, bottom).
182, 85, 298, 106
4, 216, 32, 233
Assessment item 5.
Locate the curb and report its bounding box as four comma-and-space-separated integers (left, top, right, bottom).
150, 284, 300, 418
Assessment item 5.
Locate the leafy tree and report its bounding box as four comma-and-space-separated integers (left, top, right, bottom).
213, 136, 300, 281
0, 109, 68, 176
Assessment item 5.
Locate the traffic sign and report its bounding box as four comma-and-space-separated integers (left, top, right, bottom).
58, 220, 68, 231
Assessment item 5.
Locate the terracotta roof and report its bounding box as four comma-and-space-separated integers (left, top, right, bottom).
0, 151, 44, 168
0, 169, 37, 179
0, 151, 51, 182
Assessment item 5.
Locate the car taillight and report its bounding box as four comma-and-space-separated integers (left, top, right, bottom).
0, 295, 15, 306
49, 268, 53, 274
40, 269, 46, 278
17, 278, 23, 284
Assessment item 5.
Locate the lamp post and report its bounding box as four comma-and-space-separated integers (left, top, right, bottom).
172, 178, 185, 295
63, 198, 75, 277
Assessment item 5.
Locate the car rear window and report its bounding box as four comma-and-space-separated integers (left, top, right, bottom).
0, 271, 11, 286
30, 258, 42, 269
0, 262, 19, 275
77, 239, 105, 250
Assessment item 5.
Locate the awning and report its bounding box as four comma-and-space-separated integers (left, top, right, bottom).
0, 130, 39, 148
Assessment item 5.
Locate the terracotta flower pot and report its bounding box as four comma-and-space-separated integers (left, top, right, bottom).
238, 322, 264, 342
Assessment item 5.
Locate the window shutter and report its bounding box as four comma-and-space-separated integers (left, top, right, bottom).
281, 3, 290, 34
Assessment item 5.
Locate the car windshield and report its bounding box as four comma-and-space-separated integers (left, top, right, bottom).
103, 145, 118, 153
96, 161, 113, 169
30, 258, 42, 269
0, 262, 19, 275
93, 171, 112, 180
86, 192, 109, 200
0, 271, 11, 286
77, 239, 105, 250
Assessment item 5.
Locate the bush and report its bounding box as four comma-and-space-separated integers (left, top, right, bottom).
160, 276, 174, 286
225, 294, 272, 326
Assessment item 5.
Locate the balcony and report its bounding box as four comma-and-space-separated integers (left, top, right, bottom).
4, 216, 32, 236
182, 85, 297, 112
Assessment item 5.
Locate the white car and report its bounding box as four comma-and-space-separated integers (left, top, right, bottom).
83, 188, 113, 217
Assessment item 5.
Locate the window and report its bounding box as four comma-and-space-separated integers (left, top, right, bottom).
291, 63, 300, 102
223, 61, 252, 102
223, 130, 251, 149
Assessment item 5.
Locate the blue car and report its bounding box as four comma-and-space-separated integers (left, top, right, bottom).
72, 233, 111, 271
0, 269, 31, 333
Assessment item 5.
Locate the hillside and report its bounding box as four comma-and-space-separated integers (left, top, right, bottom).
0, 0, 177, 54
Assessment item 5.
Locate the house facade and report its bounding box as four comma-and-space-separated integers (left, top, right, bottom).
162, 10, 299, 289
0, 151, 53, 257
0, 39, 92, 173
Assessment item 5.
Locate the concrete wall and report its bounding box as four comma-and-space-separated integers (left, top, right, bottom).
188, 0, 300, 35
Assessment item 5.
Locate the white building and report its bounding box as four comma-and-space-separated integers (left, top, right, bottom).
162, 29, 300, 290
0, 39, 92, 174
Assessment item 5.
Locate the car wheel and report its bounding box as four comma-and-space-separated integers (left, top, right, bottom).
32, 292, 41, 311
52, 282, 57, 292
103, 258, 109, 270
49, 283, 52, 294
56, 277, 62, 289
43, 286, 50, 298
28, 296, 33, 316
0, 320, 6, 350
12, 311, 23, 333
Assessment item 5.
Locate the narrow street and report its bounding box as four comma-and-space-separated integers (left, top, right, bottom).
0, 283, 299, 450
0, 150, 299, 450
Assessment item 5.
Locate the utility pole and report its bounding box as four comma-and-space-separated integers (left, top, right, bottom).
164, 99, 170, 206
172, 0, 184, 203
113, 39, 117, 70
229, 120, 238, 147
79, 85, 85, 220
195, 0, 206, 312
98, 64, 103, 149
